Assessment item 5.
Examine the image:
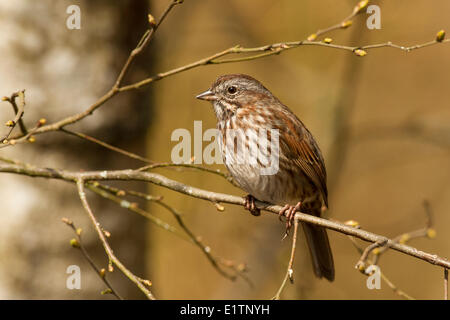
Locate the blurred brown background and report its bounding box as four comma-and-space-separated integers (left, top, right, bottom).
0, 0, 449, 299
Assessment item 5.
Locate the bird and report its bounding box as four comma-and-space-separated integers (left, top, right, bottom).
196, 74, 334, 281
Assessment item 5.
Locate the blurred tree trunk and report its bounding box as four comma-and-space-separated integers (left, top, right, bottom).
0, 0, 153, 299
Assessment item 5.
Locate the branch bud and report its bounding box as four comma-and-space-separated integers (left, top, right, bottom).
307, 33, 317, 41
356, 262, 366, 273
353, 0, 369, 14
148, 14, 156, 28
354, 49, 367, 57
237, 263, 247, 272
399, 234, 410, 244
323, 38, 333, 44
130, 202, 139, 210
101, 288, 113, 295
70, 238, 80, 248
341, 20, 353, 29
344, 220, 360, 228
141, 279, 152, 287
61, 217, 73, 225
214, 203, 225, 212
5, 120, 15, 127
426, 228, 436, 239
436, 30, 445, 42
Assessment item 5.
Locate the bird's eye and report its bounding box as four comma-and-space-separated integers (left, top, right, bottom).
227, 86, 237, 94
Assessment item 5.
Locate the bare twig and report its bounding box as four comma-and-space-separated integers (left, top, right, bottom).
362, 200, 435, 266
114, 0, 183, 88
76, 179, 155, 300
1, 91, 27, 142
347, 235, 415, 300
307, 0, 368, 40
9, 0, 183, 138
355, 239, 388, 271
88, 182, 250, 283
139, 162, 235, 185
116, 38, 448, 93
86, 183, 182, 237
60, 129, 234, 183
273, 217, 300, 300
348, 200, 436, 301
0, 117, 46, 149
154, 199, 250, 283
62, 129, 154, 164
61, 217, 123, 300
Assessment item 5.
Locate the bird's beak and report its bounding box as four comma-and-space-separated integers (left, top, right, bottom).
196, 89, 217, 101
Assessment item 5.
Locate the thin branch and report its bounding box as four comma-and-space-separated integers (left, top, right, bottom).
86, 183, 182, 237
1, 91, 27, 142
61, 217, 123, 300
139, 162, 235, 185
12, 0, 183, 137
347, 235, 415, 300
0, 117, 46, 149
308, 0, 368, 40
154, 199, 250, 283
117, 38, 450, 92
113, 0, 183, 88
272, 217, 300, 300
62, 129, 155, 164
365, 200, 434, 266
350, 201, 436, 299
60, 129, 234, 183
2, 162, 449, 270
354, 239, 388, 271
89, 182, 250, 283
76, 179, 155, 300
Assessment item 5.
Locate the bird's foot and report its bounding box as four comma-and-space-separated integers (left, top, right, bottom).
244, 194, 261, 216
279, 201, 302, 240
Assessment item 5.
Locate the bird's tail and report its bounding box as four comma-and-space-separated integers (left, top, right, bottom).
302, 222, 335, 281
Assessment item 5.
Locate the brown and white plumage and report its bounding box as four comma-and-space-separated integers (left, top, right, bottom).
197, 74, 334, 281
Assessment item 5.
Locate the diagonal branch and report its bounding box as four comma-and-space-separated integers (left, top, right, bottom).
62, 217, 123, 300
76, 179, 155, 300
87, 182, 250, 283
17, 0, 183, 137
1, 91, 27, 142
273, 216, 300, 300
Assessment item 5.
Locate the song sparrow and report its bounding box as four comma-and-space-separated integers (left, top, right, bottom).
196, 74, 334, 281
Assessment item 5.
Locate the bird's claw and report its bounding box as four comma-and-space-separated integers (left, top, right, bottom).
244, 195, 260, 216
279, 202, 302, 239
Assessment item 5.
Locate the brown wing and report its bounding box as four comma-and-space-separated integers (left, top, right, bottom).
281, 123, 328, 208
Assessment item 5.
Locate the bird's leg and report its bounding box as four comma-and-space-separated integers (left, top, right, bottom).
280, 201, 302, 240
278, 204, 290, 222
244, 194, 261, 216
